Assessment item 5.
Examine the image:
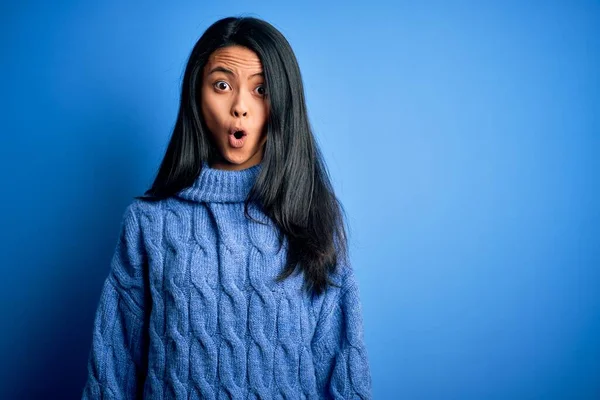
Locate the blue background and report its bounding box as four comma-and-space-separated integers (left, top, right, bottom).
1, 1, 598, 398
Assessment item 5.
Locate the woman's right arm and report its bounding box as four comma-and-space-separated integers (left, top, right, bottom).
81, 202, 149, 400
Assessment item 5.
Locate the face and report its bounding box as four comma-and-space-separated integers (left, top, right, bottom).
200, 45, 269, 171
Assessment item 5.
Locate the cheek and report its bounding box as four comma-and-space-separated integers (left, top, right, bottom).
259, 103, 269, 127
200, 91, 223, 129
253, 100, 268, 120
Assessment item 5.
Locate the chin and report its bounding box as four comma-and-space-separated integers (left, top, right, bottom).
214, 152, 259, 170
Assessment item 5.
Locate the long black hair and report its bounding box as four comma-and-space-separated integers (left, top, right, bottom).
136, 16, 350, 297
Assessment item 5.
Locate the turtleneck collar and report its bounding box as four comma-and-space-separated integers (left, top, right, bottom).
175, 160, 262, 203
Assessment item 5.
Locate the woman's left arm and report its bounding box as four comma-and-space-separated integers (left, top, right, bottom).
311, 268, 373, 399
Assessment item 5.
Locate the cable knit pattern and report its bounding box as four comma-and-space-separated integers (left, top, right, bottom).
82, 160, 372, 399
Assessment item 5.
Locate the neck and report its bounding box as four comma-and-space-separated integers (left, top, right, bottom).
208, 156, 263, 171
175, 160, 262, 203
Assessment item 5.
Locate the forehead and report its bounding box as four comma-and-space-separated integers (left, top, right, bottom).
205, 45, 263, 74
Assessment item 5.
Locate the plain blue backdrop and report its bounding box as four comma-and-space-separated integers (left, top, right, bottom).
1, 1, 598, 398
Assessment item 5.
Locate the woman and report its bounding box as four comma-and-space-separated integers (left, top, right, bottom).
82, 16, 372, 399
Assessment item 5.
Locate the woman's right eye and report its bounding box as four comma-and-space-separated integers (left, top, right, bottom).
214, 81, 230, 91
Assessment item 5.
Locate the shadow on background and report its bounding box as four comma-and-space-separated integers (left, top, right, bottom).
2, 110, 149, 398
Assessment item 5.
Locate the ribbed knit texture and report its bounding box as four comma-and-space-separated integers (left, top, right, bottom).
82, 160, 372, 399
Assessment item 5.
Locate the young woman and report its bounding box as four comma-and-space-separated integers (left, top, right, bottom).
82, 16, 372, 399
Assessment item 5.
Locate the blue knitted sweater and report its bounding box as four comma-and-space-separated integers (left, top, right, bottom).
82, 160, 372, 399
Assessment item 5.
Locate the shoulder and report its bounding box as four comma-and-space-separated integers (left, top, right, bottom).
124, 197, 207, 245
327, 259, 356, 293
313, 261, 357, 315
123, 196, 180, 226
116, 197, 165, 243
128, 197, 164, 217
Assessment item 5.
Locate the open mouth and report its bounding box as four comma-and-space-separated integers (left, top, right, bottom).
229, 126, 247, 137
228, 129, 247, 148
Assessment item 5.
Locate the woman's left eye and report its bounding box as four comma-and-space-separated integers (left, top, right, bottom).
255, 85, 266, 96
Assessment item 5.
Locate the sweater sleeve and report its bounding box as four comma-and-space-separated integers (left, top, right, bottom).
81, 202, 149, 400
311, 267, 373, 399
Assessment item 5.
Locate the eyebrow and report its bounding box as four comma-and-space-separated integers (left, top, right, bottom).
207, 66, 264, 78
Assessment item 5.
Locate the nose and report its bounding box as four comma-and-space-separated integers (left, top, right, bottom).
231, 92, 249, 117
